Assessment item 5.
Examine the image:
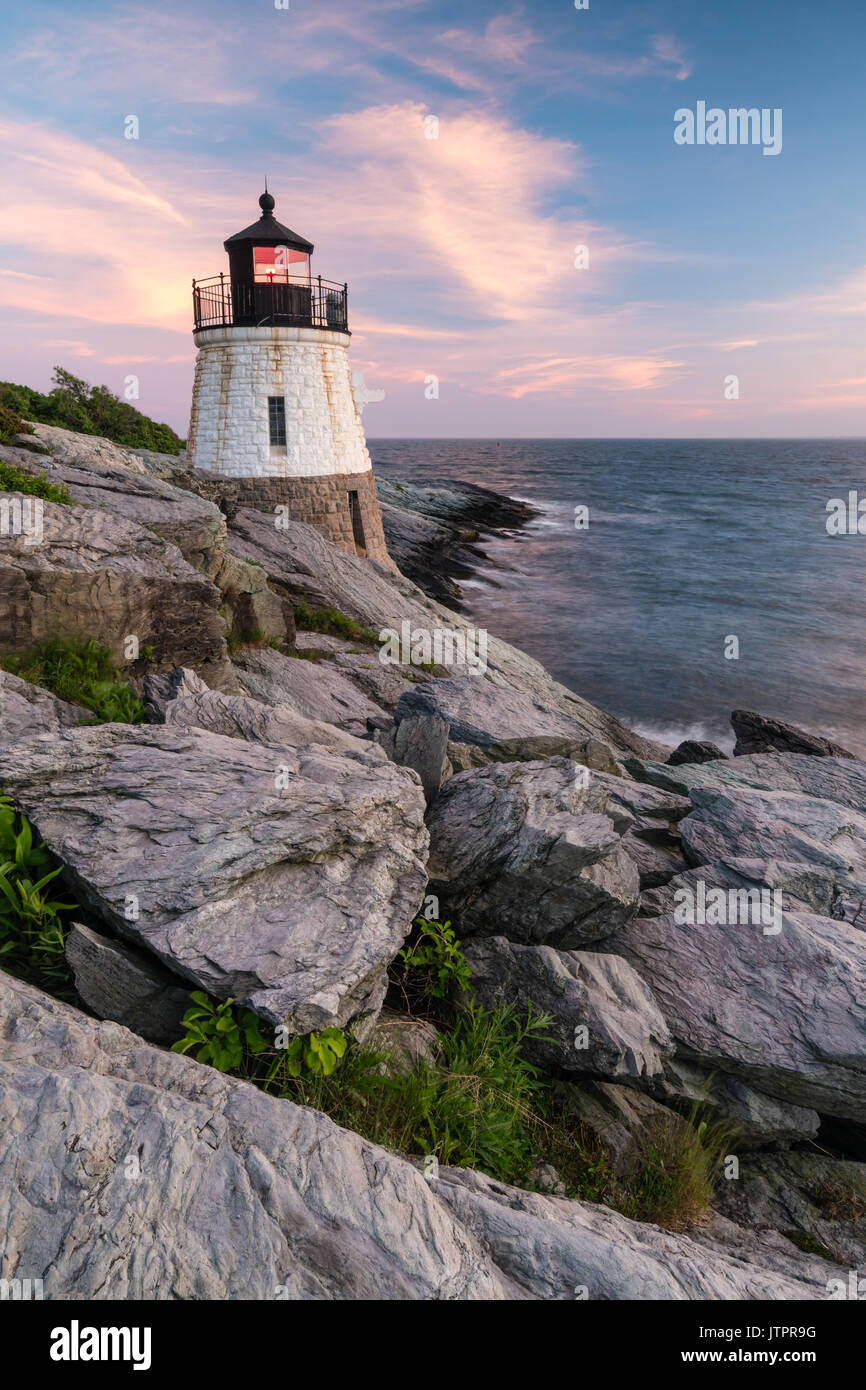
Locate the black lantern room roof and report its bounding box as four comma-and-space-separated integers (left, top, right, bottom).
223, 191, 314, 255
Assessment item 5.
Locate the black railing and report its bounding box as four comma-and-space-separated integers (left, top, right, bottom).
192, 274, 349, 332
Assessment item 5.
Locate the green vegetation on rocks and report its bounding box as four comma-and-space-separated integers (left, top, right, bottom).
2, 636, 148, 724
0, 799, 76, 1000
0, 404, 31, 445
0, 367, 184, 455
168, 914, 732, 1229
294, 600, 377, 643
0, 459, 71, 504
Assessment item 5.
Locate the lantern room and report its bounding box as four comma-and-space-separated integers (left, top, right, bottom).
224, 190, 314, 286
192, 190, 348, 332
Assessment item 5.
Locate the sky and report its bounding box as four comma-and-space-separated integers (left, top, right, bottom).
0, 0, 864, 437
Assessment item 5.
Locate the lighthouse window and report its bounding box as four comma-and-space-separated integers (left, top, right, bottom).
254, 246, 310, 284
268, 397, 286, 446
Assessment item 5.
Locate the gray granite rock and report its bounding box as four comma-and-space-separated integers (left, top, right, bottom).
678, 784, 866, 923
4, 434, 287, 644
427, 759, 640, 946
0, 495, 227, 671
652, 1057, 821, 1146
0, 723, 428, 1032
668, 740, 728, 765
0, 971, 834, 1300
65, 922, 192, 1045
607, 892, 866, 1122
0, 670, 90, 743
163, 688, 387, 760
389, 709, 452, 806
624, 751, 866, 811
4, 438, 226, 573
143, 666, 209, 722
232, 645, 388, 735
433, 1166, 837, 1300
463, 936, 671, 1081
731, 709, 856, 759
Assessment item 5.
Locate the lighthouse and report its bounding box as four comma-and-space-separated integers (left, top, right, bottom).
186, 190, 392, 565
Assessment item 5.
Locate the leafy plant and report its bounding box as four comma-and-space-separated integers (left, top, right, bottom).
396, 917, 472, 1001
279, 1027, 348, 1078
2, 635, 147, 724
0, 798, 76, 998
171, 992, 269, 1073
172, 993, 349, 1082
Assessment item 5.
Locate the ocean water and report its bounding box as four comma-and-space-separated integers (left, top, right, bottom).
369, 439, 866, 756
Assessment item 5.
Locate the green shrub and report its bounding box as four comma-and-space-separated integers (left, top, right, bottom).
0, 799, 76, 998
226, 628, 265, 655
0, 460, 71, 504
0, 367, 184, 455
2, 636, 147, 724
0, 404, 31, 445
172, 987, 553, 1187
395, 917, 472, 1007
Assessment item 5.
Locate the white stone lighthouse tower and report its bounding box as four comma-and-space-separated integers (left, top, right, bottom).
186, 190, 391, 563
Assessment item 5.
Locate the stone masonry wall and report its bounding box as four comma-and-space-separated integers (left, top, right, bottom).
184, 468, 395, 569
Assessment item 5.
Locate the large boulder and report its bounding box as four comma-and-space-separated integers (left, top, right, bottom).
731, 709, 857, 759
163, 687, 382, 759
0, 669, 90, 743
679, 785, 866, 921
652, 1056, 820, 1147
143, 665, 209, 722
426, 759, 640, 946
432, 1164, 836, 1300
668, 740, 728, 766
463, 936, 671, 1081
393, 680, 624, 774
232, 645, 388, 735
0, 494, 227, 672
0, 723, 429, 1032
607, 884, 866, 1122
0, 971, 835, 1299
591, 772, 691, 889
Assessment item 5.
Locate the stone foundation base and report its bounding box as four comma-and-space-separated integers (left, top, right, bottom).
189, 468, 394, 568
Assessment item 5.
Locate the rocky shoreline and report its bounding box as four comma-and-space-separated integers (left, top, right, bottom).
1, 421, 865, 1301
374, 473, 542, 610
